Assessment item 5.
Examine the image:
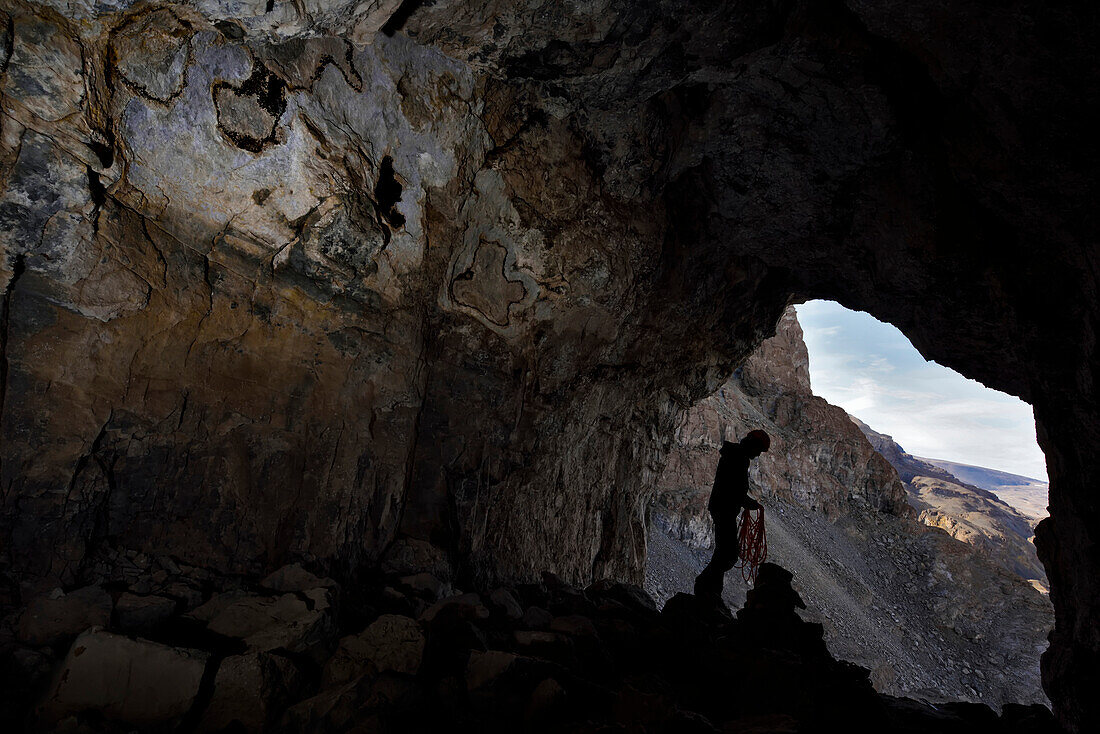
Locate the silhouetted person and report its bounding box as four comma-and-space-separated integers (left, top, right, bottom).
694, 429, 770, 603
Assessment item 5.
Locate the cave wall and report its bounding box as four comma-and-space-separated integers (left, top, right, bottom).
0, 1, 789, 593
0, 1, 1096, 729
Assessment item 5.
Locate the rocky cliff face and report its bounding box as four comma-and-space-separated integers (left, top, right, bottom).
855, 418, 1048, 588
650, 307, 1053, 707
0, 2, 1096, 729
657, 308, 912, 546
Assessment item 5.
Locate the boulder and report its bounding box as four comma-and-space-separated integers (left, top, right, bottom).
662, 593, 734, 631
381, 538, 453, 580
400, 572, 452, 601
322, 614, 425, 686
114, 592, 178, 632
260, 563, 338, 594
466, 650, 552, 722
512, 630, 576, 666
197, 651, 302, 733
466, 650, 521, 691
187, 590, 252, 624
550, 614, 598, 638
420, 614, 488, 678
1000, 703, 1061, 733
162, 581, 204, 611
281, 674, 427, 732
737, 563, 807, 621
280, 677, 364, 733
489, 587, 525, 620
378, 585, 423, 617
17, 586, 112, 646
38, 628, 207, 727
613, 684, 676, 730
420, 593, 490, 624
541, 574, 596, 617
522, 606, 553, 630
0, 645, 54, 724
205, 592, 333, 657
586, 580, 659, 616
525, 677, 567, 724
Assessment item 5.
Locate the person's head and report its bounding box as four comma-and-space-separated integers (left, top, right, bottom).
741, 429, 771, 457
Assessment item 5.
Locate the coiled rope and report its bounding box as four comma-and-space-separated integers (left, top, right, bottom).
736, 507, 767, 583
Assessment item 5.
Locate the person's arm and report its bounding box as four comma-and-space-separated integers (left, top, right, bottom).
742, 495, 762, 511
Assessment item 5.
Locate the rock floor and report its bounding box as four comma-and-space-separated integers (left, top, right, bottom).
1, 557, 1062, 733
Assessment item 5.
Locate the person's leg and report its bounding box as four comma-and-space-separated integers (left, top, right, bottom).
716, 516, 740, 568
694, 562, 718, 598
711, 515, 738, 589
694, 513, 737, 599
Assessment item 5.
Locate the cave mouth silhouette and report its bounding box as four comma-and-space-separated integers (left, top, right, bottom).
649, 300, 1054, 710
792, 299, 1053, 706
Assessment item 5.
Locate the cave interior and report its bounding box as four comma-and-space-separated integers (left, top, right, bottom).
0, 0, 1096, 732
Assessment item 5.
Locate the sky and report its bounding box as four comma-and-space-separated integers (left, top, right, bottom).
794, 300, 1048, 482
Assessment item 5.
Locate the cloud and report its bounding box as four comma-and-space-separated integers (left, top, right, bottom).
794, 300, 1048, 481
806, 325, 841, 338
866, 356, 895, 374
837, 394, 876, 414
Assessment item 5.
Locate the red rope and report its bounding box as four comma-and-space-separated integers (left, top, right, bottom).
736, 507, 767, 583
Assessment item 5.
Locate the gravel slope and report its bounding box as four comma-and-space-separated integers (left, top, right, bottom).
645, 500, 1051, 710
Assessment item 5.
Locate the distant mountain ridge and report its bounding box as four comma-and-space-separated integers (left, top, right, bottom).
851, 417, 1047, 587
917, 458, 1046, 489
916, 458, 1048, 521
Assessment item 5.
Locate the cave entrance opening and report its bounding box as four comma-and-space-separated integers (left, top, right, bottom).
796, 299, 1048, 507
645, 299, 1053, 711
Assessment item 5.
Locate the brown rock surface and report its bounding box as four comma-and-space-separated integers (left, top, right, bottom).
0, 2, 1096, 729
17, 585, 112, 646
114, 592, 178, 632
38, 628, 208, 727
205, 592, 334, 658
323, 613, 425, 685
199, 651, 303, 733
